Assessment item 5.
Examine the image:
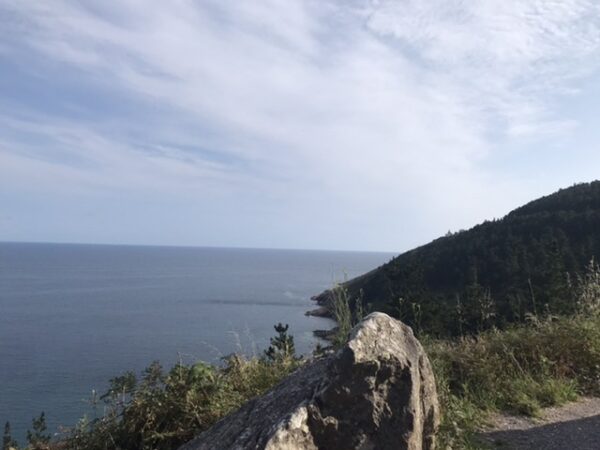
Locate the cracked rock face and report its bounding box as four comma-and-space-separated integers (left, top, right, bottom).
179, 312, 440, 450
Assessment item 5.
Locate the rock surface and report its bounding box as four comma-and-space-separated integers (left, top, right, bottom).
304, 306, 332, 318
179, 312, 440, 450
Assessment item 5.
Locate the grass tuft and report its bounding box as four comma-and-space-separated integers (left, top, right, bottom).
429, 312, 600, 447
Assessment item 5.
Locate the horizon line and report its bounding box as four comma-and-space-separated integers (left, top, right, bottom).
0, 239, 401, 255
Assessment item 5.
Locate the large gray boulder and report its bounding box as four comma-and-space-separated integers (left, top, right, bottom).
180, 312, 440, 450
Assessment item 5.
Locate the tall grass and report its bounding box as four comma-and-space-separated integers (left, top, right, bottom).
429, 313, 600, 448
430, 260, 600, 448
329, 285, 364, 348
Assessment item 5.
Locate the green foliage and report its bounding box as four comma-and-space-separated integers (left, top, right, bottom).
429, 312, 600, 447
53, 327, 302, 450
3, 422, 18, 450
331, 286, 353, 347
0, 326, 301, 450
334, 181, 600, 336
25, 413, 50, 450
330, 286, 366, 347
576, 257, 600, 315
7, 304, 600, 450
101, 371, 137, 406
264, 323, 296, 363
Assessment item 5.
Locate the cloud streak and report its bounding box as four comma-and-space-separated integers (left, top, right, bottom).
1, 0, 600, 250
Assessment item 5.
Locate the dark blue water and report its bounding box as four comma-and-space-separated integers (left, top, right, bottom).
0, 242, 393, 442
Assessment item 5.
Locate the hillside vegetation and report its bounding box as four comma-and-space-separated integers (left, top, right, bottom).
7, 277, 599, 449
431, 310, 600, 448
327, 260, 600, 448
5, 182, 600, 449
317, 181, 600, 336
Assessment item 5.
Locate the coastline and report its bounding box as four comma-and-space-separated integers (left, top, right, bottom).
307, 290, 336, 341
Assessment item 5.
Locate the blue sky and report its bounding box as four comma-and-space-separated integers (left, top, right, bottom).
1, 1, 600, 252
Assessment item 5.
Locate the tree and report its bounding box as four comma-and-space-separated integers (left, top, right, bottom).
26, 413, 50, 449
3, 422, 18, 450
264, 323, 296, 362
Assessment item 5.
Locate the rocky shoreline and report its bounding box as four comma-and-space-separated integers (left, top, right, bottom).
304, 305, 331, 318
307, 291, 336, 340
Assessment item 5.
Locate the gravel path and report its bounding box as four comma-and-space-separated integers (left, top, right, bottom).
478, 397, 600, 449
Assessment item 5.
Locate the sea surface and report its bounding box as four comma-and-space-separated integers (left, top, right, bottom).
0, 242, 394, 442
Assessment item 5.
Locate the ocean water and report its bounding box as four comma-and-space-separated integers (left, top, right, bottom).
0, 242, 394, 442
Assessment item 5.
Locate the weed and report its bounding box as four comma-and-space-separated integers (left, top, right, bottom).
329, 285, 366, 348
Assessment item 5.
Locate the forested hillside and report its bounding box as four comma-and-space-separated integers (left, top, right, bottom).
317, 181, 600, 336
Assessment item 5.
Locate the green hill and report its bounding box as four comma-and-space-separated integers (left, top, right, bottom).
315, 181, 600, 336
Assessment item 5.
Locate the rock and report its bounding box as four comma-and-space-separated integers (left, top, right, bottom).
311, 291, 332, 306
305, 306, 332, 318
312, 327, 338, 341
179, 313, 440, 450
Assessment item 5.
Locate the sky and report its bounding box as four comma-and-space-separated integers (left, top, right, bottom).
1, 0, 600, 252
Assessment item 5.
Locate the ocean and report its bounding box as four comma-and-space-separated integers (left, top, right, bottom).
0, 242, 394, 442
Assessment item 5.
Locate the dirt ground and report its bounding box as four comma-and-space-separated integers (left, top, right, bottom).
477, 397, 600, 449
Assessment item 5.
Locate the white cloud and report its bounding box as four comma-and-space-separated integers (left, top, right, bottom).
366, 0, 600, 135
1, 0, 600, 249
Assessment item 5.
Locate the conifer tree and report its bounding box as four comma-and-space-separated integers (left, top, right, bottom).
265, 323, 296, 362
26, 413, 50, 449
3, 422, 18, 450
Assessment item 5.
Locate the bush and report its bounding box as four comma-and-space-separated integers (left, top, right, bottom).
429, 312, 600, 447
0, 326, 300, 450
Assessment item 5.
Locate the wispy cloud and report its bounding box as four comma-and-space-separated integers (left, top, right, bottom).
1, 1, 600, 250
366, 0, 600, 135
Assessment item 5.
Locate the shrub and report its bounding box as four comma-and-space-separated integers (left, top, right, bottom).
429, 312, 600, 446
42, 327, 302, 450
